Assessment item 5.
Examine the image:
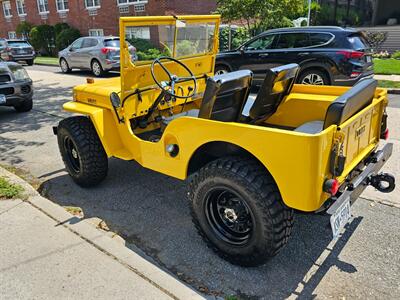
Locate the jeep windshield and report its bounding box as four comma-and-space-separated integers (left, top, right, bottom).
122, 17, 218, 65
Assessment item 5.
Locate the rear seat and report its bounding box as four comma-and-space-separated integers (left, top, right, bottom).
295, 78, 378, 134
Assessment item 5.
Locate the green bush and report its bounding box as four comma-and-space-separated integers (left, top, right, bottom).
54, 22, 70, 35
16, 21, 33, 39
29, 25, 56, 56
136, 48, 163, 61
127, 38, 155, 52
392, 51, 400, 59
219, 27, 250, 51
176, 40, 198, 57
56, 28, 81, 51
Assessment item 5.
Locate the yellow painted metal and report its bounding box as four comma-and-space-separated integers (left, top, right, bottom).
62, 15, 388, 212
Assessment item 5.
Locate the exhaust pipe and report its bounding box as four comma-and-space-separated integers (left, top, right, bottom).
368, 173, 395, 193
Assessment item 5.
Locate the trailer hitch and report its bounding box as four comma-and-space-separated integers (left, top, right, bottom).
368, 173, 395, 193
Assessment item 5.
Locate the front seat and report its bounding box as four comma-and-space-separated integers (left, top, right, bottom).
248, 63, 300, 124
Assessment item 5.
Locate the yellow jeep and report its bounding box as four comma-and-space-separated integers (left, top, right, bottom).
54, 15, 395, 267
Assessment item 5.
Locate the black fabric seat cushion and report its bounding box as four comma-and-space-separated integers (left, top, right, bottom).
323, 78, 378, 129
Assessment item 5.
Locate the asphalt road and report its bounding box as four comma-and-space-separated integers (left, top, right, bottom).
1, 65, 399, 299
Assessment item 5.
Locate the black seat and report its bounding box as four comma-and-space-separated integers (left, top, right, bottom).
249, 63, 299, 124
198, 70, 253, 122
295, 78, 378, 134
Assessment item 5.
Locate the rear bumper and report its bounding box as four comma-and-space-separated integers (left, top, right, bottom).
333, 72, 374, 86
327, 143, 394, 215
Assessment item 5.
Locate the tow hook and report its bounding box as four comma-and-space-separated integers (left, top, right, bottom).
368, 173, 395, 193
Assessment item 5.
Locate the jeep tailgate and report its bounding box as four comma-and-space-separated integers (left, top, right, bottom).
335, 88, 387, 181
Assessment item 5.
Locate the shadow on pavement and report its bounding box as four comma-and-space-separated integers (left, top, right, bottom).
39, 158, 360, 298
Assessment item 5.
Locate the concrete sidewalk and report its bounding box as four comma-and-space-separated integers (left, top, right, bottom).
375, 74, 400, 81
0, 168, 205, 300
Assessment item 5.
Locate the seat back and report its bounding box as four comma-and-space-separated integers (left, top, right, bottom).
323, 78, 377, 129
249, 63, 299, 124
198, 70, 253, 122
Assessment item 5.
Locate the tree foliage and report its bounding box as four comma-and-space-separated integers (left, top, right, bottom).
16, 21, 33, 39
29, 25, 56, 56
56, 28, 81, 51
365, 32, 388, 52
216, 0, 304, 35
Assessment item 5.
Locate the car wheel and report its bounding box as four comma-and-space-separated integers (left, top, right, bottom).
57, 116, 108, 187
60, 58, 71, 73
215, 65, 230, 76
189, 156, 294, 267
14, 98, 33, 112
298, 69, 329, 85
26, 59, 34, 66
91, 60, 104, 77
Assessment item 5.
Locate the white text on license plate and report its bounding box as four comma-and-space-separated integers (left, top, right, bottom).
330, 197, 351, 239
0, 94, 6, 104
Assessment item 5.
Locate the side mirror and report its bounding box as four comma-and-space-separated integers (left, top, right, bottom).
110, 92, 121, 108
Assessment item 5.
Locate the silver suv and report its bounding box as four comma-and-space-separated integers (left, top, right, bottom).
58, 36, 136, 77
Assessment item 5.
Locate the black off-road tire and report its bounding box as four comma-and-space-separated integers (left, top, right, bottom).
14, 98, 33, 112
57, 116, 108, 187
189, 156, 294, 267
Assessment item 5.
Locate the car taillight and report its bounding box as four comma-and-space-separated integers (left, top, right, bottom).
337, 50, 364, 59
324, 179, 340, 196
101, 47, 112, 54
383, 128, 389, 140
350, 72, 361, 78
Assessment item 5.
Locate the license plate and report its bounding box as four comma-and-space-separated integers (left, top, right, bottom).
330, 197, 351, 239
0, 94, 6, 104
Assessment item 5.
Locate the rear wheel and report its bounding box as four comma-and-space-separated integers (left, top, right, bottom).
57, 116, 108, 187
26, 59, 34, 66
189, 156, 294, 267
14, 98, 33, 112
215, 65, 230, 76
60, 58, 71, 73
298, 69, 329, 85
91, 59, 105, 77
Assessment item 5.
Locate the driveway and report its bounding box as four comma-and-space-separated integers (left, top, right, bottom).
1, 65, 399, 299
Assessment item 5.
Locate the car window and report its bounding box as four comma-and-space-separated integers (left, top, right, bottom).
81, 38, 98, 48
6, 41, 31, 47
245, 35, 275, 51
71, 39, 83, 50
104, 39, 120, 47
347, 34, 368, 50
275, 33, 310, 49
309, 33, 333, 47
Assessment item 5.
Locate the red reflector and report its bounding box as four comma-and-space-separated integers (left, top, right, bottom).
337, 50, 364, 59
350, 72, 361, 78
384, 128, 389, 140
324, 179, 340, 196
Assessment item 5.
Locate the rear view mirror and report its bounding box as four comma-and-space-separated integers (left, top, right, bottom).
110, 92, 121, 108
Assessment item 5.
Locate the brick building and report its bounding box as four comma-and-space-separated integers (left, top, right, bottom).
0, 0, 216, 39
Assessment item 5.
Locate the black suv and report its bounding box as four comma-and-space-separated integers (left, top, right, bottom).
216, 26, 373, 87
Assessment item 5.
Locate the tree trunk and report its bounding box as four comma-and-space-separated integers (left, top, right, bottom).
333, 0, 339, 24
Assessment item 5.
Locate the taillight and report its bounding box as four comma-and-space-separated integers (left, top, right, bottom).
350, 72, 361, 78
101, 47, 112, 54
324, 179, 340, 196
337, 50, 364, 59
383, 128, 389, 140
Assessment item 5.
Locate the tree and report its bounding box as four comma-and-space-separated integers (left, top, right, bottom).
56, 28, 81, 51
29, 25, 56, 56
16, 21, 33, 39
216, 0, 304, 36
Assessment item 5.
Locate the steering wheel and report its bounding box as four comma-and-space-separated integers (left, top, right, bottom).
150, 56, 197, 99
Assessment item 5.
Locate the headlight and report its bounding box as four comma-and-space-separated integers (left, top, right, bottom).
11, 67, 30, 81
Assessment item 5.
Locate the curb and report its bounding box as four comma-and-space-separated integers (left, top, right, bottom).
0, 166, 205, 300
33, 63, 59, 67
387, 88, 400, 95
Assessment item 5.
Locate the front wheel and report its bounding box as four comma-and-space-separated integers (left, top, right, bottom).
189, 156, 294, 267
14, 98, 33, 112
26, 59, 34, 66
57, 116, 108, 187
60, 58, 71, 73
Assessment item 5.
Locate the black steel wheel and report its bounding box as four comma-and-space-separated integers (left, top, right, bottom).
189, 156, 294, 267
57, 116, 108, 187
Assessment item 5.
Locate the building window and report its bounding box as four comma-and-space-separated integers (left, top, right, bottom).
134, 4, 145, 12
2, 1, 12, 17
16, 0, 26, 16
89, 29, 104, 36
37, 0, 49, 14
85, 0, 100, 9
56, 0, 68, 11
125, 27, 150, 40
119, 6, 129, 13
8, 31, 17, 39
117, 0, 147, 6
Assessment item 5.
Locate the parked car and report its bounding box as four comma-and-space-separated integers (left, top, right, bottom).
0, 39, 36, 66
216, 26, 373, 87
58, 36, 136, 77
0, 59, 33, 112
